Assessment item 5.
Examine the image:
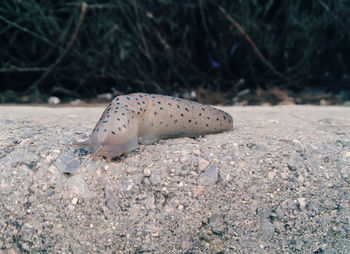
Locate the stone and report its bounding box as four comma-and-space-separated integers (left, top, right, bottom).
66, 175, 90, 198
198, 164, 218, 185
57, 152, 80, 174
143, 168, 152, 177
198, 158, 210, 171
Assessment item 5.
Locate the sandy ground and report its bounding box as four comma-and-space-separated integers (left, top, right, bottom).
0, 105, 350, 253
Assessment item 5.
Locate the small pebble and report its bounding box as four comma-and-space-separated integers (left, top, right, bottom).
71, 197, 78, 205
192, 149, 201, 156
268, 171, 276, 180
97, 93, 113, 100
198, 164, 218, 185
150, 173, 161, 185
144, 168, 152, 177
198, 158, 210, 171
48, 165, 58, 174
48, 96, 60, 104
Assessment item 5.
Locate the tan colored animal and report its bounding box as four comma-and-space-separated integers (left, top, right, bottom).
78, 93, 233, 161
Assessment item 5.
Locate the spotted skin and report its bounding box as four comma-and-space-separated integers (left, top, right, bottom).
81, 93, 233, 160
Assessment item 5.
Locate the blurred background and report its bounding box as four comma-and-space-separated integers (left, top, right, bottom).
0, 0, 349, 105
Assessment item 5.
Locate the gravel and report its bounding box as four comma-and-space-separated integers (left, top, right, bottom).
0, 105, 350, 253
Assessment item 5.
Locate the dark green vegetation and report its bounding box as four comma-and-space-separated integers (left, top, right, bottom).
0, 0, 349, 103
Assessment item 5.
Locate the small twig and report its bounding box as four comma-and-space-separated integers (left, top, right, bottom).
51, 86, 80, 97
0, 15, 55, 46
132, 0, 154, 65
26, 2, 88, 93
136, 23, 152, 60
0, 67, 48, 72
317, 0, 349, 37
0, 143, 15, 147
219, 6, 285, 79
198, 0, 215, 48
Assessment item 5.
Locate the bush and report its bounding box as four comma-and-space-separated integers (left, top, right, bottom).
0, 0, 349, 102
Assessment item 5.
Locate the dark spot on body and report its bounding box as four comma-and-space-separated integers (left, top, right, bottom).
170, 114, 173, 118
168, 103, 172, 106
117, 118, 120, 121
126, 97, 131, 100
206, 124, 209, 127
201, 107, 205, 111
116, 102, 120, 105
185, 108, 189, 112
139, 94, 143, 98
115, 107, 119, 109
188, 120, 191, 123
123, 124, 126, 128
103, 129, 107, 132
199, 113, 202, 116
122, 113, 125, 115
118, 127, 121, 131
207, 117, 210, 120
177, 105, 180, 109
112, 131, 115, 135
174, 120, 178, 123
158, 101, 161, 104
142, 101, 145, 104
160, 107, 163, 110
160, 121, 163, 124
137, 102, 141, 105
103, 120, 108, 123
216, 118, 219, 121
180, 114, 184, 117
116, 97, 120, 101
125, 105, 128, 107
154, 111, 157, 115
106, 114, 110, 118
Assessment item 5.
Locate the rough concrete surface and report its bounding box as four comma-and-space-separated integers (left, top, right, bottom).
0, 105, 350, 253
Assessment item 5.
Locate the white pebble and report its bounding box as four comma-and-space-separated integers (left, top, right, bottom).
48, 96, 60, 104
72, 197, 78, 205
192, 149, 201, 156
298, 198, 306, 210
198, 158, 210, 171
144, 168, 152, 176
